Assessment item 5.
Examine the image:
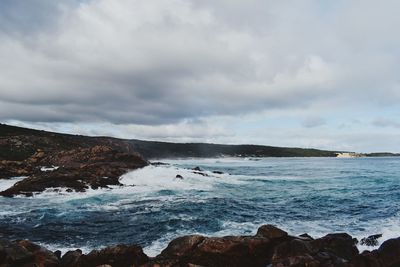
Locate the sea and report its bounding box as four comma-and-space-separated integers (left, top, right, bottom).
0, 157, 399, 256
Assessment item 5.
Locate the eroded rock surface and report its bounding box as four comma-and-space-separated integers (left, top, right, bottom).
1, 225, 400, 267
0, 145, 148, 196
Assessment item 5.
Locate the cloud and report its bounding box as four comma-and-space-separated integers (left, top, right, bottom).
0, 0, 373, 125
1, 0, 400, 151
302, 116, 326, 128
372, 118, 400, 128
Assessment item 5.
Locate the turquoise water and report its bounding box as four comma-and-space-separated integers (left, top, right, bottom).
0, 157, 399, 255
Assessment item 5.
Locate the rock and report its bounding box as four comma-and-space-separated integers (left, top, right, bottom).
175, 174, 184, 179
192, 171, 209, 177
376, 237, 400, 267
0, 239, 34, 266
0, 239, 59, 267
160, 235, 205, 258
360, 234, 382, 247
77, 244, 149, 267
60, 249, 83, 267
151, 162, 170, 166
0, 146, 148, 197
17, 239, 60, 267
54, 250, 62, 259
156, 235, 272, 267
212, 171, 224, 174
311, 233, 359, 261
192, 167, 202, 171
298, 233, 314, 241
256, 225, 288, 240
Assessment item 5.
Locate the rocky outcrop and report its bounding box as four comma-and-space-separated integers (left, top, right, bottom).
59, 245, 149, 267
0, 145, 148, 197
1, 225, 400, 267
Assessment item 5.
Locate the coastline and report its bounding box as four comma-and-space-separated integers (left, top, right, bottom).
1, 224, 398, 267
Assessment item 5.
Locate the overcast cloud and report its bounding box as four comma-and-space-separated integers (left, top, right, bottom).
1, 0, 400, 152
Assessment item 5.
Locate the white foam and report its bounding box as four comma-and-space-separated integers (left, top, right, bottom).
40, 166, 59, 172
0, 176, 26, 192
38, 242, 94, 255
120, 165, 242, 193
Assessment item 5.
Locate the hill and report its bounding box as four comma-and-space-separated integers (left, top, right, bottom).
0, 123, 340, 161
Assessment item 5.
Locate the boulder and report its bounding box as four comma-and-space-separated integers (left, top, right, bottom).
310, 233, 359, 261
160, 235, 205, 258
360, 234, 382, 247
17, 239, 60, 267
377, 237, 400, 267
156, 235, 273, 267
77, 244, 149, 267
60, 249, 83, 267
256, 224, 288, 240
0, 239, 60, 267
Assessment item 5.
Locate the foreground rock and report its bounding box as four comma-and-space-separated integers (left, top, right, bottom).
1, 225, 400, 267
0, 145, 148, 197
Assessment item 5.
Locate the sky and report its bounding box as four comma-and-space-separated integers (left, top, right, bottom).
1, 0, 400, 152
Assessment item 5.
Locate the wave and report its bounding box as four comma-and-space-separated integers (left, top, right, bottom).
0, 176, 26, 192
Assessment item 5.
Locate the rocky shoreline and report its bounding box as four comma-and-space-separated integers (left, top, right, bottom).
0, 225, 399, 267
0, 145, 148, 197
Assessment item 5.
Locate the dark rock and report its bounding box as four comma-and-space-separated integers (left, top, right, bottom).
212, 170, 224, 174
350, 238, 400, 267
0, 239, 34, 265
155, 235, 273, 267
192, 171, 209, 177
175, 174, 184, 179
0, 145, 148, 197
299, 233, 314, 241
160, 235, 205, 258
54, 250, 62, 259
151, 162, 170, 166
60, 249, 82, 267
192, 167, 202, 171
0, 239, 59, 267
256, 224, 288, 240
77, 244, 149, 267
377, 237, 400, 267
311, 233, 359, 261
360, 234, 382, 247
17, 239, 60, 267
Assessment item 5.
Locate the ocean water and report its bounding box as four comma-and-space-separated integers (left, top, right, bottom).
0, 157, 399, 256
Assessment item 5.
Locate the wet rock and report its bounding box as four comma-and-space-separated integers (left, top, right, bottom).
256, 224, 288, 240
212, 171, 224, 174
192, 167, 202, 171
298, 233, 314, 241
0, 239, 34, 266
54, 250, 62, 259
0, 146, 148, 197
175, 174, 184, 179
17, 239, 60, 267
160, 235, 205, 258
60, 249, 83, 267
376, 237, 400, 267
77, 244, 149, 267
151, 162, 170, 166
360, 234, 382, 247
155, 235, 273, 267
192, 171, 209, 177
311, 233, 359, 261
0, 239, 60, 267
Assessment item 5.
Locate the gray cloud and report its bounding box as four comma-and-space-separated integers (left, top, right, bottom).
302, 117, 326, 128
372, 118, 400, 128
0, 0, 400, 135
